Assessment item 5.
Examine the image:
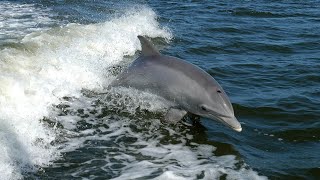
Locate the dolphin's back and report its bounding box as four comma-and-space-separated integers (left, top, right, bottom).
110, 35, 222, 106
110, 54, 219, 106
111, 35, 215, 91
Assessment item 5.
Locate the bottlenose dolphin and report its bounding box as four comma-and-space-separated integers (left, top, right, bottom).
110, 36, 242, 132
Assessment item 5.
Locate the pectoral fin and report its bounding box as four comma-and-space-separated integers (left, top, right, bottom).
162, 108, 187, 124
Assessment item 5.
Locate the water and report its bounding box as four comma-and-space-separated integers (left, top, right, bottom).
0, 0, 319, 179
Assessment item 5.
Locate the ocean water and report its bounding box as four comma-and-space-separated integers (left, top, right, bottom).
0, 0, 319, 179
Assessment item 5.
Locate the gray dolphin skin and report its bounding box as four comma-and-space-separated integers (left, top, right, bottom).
110, 36, 242, 132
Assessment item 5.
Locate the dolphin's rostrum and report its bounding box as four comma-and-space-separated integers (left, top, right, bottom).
110, 36, 242, 132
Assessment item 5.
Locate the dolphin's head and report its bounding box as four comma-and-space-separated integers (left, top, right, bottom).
193, 82, 242, 132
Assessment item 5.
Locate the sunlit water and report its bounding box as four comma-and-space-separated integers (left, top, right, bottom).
0, 0, 319, 179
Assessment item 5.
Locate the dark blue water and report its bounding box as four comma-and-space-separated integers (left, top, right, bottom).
0, 0, 319, 179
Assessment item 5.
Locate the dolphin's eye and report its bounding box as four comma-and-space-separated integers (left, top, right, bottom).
201, 106, 207, 111
217, 89, 222, 93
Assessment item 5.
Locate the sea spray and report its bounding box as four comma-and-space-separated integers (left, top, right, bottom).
0, 3, 171, 179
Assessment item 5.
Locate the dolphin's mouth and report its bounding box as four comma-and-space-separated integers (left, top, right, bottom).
217, 115, 242, 132
201, 111, 242, 132
206, 111, 242, 132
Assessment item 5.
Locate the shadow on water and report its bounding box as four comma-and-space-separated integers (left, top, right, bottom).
182, 115, 241, 158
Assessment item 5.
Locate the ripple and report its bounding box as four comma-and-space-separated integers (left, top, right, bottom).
206, 27, 253, 34
228, 8, 283, 18
273, 128, 320, 143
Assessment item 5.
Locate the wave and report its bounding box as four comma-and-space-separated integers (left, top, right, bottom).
226, 7, 318, 19
0, 3, 171, 179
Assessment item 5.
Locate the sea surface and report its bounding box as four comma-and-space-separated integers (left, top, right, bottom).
0, 0, 319, 179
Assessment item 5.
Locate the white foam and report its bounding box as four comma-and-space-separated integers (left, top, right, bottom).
51, 92, 267, 180
0, 3, 171, 179
61, 112, 267, 180
44, 83, 268, 180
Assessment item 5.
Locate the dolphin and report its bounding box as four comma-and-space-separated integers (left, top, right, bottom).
110, 36, 242, 132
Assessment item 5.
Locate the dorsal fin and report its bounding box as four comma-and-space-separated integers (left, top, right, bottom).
138, 36, 160, 57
